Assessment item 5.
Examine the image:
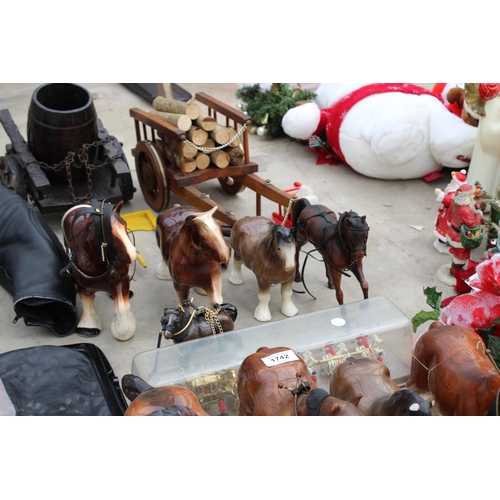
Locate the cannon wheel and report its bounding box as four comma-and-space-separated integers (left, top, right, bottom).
218, 176, 246, 195
134, 140, 169, 212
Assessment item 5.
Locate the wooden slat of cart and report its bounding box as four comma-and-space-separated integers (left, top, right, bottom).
169, 184, 237, 227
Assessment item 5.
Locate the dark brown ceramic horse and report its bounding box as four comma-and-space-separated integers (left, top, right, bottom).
292, 198, 369, 305
156, 205, 231, 307
330, 357, 433, 416
122, 374, 208, 416
237, 346, 363, 416
61, 200, 139, 341
159, 299, 237, 345
406, 322, 500, 416
229, 216, 297, 322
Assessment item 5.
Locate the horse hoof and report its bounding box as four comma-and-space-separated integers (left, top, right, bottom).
77, 327, 101, 337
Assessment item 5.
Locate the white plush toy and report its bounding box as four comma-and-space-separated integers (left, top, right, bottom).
281, 83, 478, 180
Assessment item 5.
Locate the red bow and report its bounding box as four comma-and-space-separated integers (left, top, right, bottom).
308, 146, 339, 166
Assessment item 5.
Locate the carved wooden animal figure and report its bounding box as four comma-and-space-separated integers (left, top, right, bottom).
160, 300, 237, 344
237, 346, 363, 416
122, 374, 208, 416
156, 205, 231, 307
406, 322, 500, 416
330, 357, 433, 416
229, 216, 297, 322
61, 200, 138, 341
292, 198, 369, 305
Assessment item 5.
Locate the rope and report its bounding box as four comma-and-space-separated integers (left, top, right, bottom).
183, 122, 248, 152
412, 341, 484, 385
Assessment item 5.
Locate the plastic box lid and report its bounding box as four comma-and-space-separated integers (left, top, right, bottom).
132, 296, 412, 389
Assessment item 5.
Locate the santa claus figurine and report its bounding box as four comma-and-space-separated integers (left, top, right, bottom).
433, 169, 467, 253
445, 184, 484, 275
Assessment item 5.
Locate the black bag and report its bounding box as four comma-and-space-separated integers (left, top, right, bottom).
0, 186, 77, 335
0, 344, 128, 416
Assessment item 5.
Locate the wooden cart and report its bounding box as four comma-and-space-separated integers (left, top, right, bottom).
130, 92, 292, 227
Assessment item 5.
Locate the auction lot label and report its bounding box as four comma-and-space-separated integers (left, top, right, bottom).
261, 349, 299, 367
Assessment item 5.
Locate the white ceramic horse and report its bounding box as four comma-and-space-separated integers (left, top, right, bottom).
229, 216, 297, 322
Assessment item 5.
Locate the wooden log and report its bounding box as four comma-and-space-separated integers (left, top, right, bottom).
210, 124, 231, 145
200, 138, 216, 152
155, 138, 192, 173
149, 110, 192, 131
227, 128, 242, 147
182, 142, 198, 159
225, 146, 244, 166
210, 150, 230, 169
183, 158, 197, 173
195, 114, 217, 132
156, 84, 174, 100
195, 153, 210, 170
153, 96, 200, 120
187, 125, 208, 146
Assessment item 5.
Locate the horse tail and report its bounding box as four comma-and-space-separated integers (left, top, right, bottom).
121, 374, 153, 402
291, 197, 311, 239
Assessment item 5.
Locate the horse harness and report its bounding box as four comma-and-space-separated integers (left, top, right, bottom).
158, 299, 237, 347
282, 378, 331, 416
298, 208, 368, 278
61, 200, 123, 281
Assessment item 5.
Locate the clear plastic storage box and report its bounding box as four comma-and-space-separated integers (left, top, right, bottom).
131, 296, 413, 415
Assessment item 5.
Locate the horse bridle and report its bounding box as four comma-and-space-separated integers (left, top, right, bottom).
281, 377, 331, 416
157, 299, 238, 347
298, 209, 365, 278
60, 199, 122, 280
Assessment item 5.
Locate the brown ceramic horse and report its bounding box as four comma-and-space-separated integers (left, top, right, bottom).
122, 374, 208, 416
229, 216, 297, 322
237, 346, 363, 416
61, 200, 139, 341
406, 322, 500, 416
292, 198, 369, 305
156, 205, 231, 307
330, 357, 433, 416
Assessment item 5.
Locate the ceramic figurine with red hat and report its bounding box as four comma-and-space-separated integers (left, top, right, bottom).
433, 169, 467, 253
437, 184, 484, 286
281, 83, 478, 180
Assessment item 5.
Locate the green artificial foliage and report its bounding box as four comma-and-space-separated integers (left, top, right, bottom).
411, 286, 442, 333
236, 84, 316, 139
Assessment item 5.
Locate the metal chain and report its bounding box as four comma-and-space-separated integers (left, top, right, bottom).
183, 122, 248, 152
204, 306, 223, 335
24, 136, 122, 203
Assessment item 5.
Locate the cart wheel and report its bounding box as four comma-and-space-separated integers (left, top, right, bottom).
218, 176, 246, 195
135, 141, 170, 212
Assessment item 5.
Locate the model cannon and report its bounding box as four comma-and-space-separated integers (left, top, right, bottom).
0, 83, 134, 213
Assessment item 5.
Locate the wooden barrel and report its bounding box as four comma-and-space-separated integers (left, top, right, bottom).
27, 83, 99, 182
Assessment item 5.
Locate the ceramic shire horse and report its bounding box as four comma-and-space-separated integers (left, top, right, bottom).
406, 321, 500, 416
156, 205, 231, 307
159, 299, 237, 345
292, 198, 369, 305
122, 374, 208, 416
330, 357, 433, 416
229, 216, 297, 322
237, 346, 363, 416
61, 200, 138, 341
